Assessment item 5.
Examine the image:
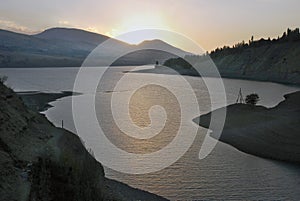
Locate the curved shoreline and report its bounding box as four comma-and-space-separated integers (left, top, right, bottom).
17, 91, 79, 112
0, 85, 168, 200
134, 65, 300, 87
196, 91, 300, 164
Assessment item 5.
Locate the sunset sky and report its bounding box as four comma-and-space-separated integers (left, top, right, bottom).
1, 0, 299, 52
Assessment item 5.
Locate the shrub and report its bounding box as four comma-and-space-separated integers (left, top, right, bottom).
0, 75, 8, 84
245, 93, 260, 105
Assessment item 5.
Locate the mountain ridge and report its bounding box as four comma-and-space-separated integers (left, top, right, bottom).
161, 28, 300, 85
0, 27, 190, 67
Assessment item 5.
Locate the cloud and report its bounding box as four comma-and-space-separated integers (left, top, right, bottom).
57, 20, 100, 34
85, 27, 99, 33
105, 29, 119, 37
0, 19, 37, 34
58, 20, 70, 25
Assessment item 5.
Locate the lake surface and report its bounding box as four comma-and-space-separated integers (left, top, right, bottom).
1, 67, 300, 200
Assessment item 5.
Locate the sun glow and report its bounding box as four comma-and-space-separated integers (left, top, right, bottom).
108, 13, 170, 44
105, 13, 203, 54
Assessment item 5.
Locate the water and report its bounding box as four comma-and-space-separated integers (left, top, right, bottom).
1, 67, 300, 200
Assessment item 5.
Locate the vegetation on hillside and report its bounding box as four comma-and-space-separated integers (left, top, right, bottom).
210, 28, 300, 57
163, 28, 300, 85
182, 28, 300, 61
245, 93, 260, 105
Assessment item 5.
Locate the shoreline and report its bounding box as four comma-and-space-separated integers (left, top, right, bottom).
0, 85, 168, 200
17, 91, 79, 112
196, 91, 300, 164
133, 65, 300, 87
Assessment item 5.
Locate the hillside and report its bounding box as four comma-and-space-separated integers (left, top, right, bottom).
0, 28, 189, 67
210, 28, 300, 85
164, 28, 300, 85
0, 80, 167, 200
196, 91, 300, 164
35, 27, 110, 45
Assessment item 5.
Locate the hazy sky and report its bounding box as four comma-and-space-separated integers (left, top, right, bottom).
1, 0, 299, 52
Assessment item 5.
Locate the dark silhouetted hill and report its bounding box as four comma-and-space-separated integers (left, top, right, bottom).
35, 27, 110, 45
0, 28, 189, 67
196, 91, 300, 164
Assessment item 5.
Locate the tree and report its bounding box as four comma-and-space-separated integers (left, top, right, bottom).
245, 93, 260, 105
282, 31, 287, 39
249, 35, 254, 44
0, 75, 8, 84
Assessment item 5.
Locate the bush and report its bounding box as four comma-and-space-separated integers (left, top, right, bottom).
0, 75, 8, 84
245, 93, 260, 105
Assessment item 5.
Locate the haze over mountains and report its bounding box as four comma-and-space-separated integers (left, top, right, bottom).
0, 27, 190, 67
1, 27, 300, 85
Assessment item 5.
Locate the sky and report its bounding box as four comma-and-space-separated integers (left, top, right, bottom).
0, 0, 299, 52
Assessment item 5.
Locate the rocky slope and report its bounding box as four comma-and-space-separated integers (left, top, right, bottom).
197, 91, 300, 164
0, 81, 167, 200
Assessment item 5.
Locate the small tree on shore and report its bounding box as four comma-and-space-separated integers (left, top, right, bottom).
0, 75, 8, 84
245, 93, 260, 105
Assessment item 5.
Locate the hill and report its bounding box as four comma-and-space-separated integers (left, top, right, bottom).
196, 91, 300, 164
0, 27, 189, 67
164, 28, 300, 85
35, 27, 110, 45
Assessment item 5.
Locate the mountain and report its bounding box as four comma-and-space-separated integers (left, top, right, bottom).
0, 29, 89, 67
0, 28, 190, 67
35, 27, 110, 45
112, 39, 190, 66
137, 39, 189, 57
109, 39, 190, 66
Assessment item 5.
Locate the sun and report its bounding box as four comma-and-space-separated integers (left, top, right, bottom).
108, 13, 170, 44
105, 13, 202, 54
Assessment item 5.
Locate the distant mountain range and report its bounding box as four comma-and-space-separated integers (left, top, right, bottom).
0, 27, 190, 67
